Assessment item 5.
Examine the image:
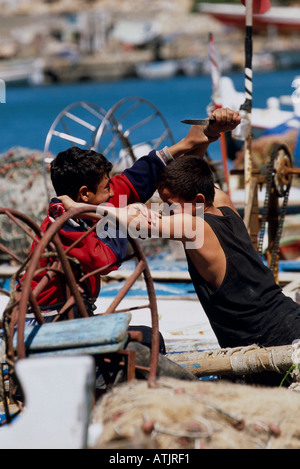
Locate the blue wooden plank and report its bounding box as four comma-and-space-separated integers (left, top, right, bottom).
13, 313, 131, 353
26, 339, 128, 357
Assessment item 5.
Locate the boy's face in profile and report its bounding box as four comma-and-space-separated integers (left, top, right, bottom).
78, 173, 114, 205
158, 186, 203, 216
159, 186, 186, 213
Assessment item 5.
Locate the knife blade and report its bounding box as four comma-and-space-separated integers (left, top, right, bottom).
181, 118, 216, 125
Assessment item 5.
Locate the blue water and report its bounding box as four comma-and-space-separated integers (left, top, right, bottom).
1, 68, 300, 161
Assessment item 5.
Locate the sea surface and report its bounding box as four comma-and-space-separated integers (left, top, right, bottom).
1, 68, 300, 162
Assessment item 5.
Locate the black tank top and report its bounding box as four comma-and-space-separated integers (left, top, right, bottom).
186, 206, 300, 348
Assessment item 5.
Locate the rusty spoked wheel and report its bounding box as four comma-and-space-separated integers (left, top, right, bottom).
0, 208, 46, 345
8, 205, 159, 387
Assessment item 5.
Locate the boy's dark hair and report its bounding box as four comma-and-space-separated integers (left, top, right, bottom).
50, 147, 113, 200
157, 155, 215, 206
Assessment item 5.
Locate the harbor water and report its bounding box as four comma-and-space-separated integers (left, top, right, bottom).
1, 68, 300, 163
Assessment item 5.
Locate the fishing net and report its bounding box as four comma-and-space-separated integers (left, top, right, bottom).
0, 147, 52, 262
91, 376, 300, 449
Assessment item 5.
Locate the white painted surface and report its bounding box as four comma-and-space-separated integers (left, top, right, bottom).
0, 355, 96, 449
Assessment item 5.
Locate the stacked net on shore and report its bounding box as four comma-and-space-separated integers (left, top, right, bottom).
0, 147, 53, 262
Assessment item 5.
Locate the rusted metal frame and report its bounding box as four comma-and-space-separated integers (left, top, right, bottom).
32, 257, 85, 321
30, 260, 66, 300
102, 349, 137, 382
52, 296, 76, 322
3, 271, 44, 366
118, 349, 136, 381
70, 223, 159, 384
0, 210, 57, 304
0, 242, 28, 304
64, 215, 99, 255
64, 284, 74, 320
60, 209, 126, 289
2, 209, 41, 245
62, 205, 160, 386
102, 260, 146, 315
59, 207, 136, 283
51, 233, 89, 319
5, 264, 46, 327
31, 264, 62, 288
79, 252, 135, 283
63, 209, 134, 260
0, 223, 40, 289
14, 205, 160, 387
0, 288, 10, 297
0, 243, 23, 265
27, 291, 45, 326
0, 207, 57, 305
0, 208, 44, 240
112, 303, 151, 314
132, 238, 159, 388
16, 207, 94, 359
0, 208, 60, 266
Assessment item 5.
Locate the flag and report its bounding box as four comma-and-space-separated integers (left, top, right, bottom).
208, 33, 221, 106
241, 0, 271, 14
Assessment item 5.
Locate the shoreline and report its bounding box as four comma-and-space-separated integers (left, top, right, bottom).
3, 48, 300, 87
1, 2, 300, 85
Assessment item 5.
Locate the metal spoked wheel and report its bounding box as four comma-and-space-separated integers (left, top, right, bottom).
43, 101, 108, 198
92, 96, 174, 171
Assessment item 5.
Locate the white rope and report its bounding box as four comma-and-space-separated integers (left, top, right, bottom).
229, 344, 261, 375
291, 339, 300, 384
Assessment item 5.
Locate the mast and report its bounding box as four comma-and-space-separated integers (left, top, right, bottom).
233, 0, 271, 234
207, 32, 230, 195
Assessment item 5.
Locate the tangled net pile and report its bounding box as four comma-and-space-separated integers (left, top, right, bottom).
91, 377, 300, 449
0, 147, 52, 262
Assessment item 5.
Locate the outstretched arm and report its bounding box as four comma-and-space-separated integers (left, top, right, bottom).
168, 107, 241, 159
98, 203, 203, 249
58, 197, 204, 249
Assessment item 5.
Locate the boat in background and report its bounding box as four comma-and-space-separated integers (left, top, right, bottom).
135, 60, 179, 80
218, 75, 300, 132
0, 58, 45, 86
199, 3, 300, 33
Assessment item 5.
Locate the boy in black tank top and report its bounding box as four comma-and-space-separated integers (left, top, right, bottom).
156, 155, 300, 352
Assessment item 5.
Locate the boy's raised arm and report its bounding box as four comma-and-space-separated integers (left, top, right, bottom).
168, 108, 241, 159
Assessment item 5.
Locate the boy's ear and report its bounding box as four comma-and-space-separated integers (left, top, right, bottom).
77, 185, 89, 203
194, 193, 205, 205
